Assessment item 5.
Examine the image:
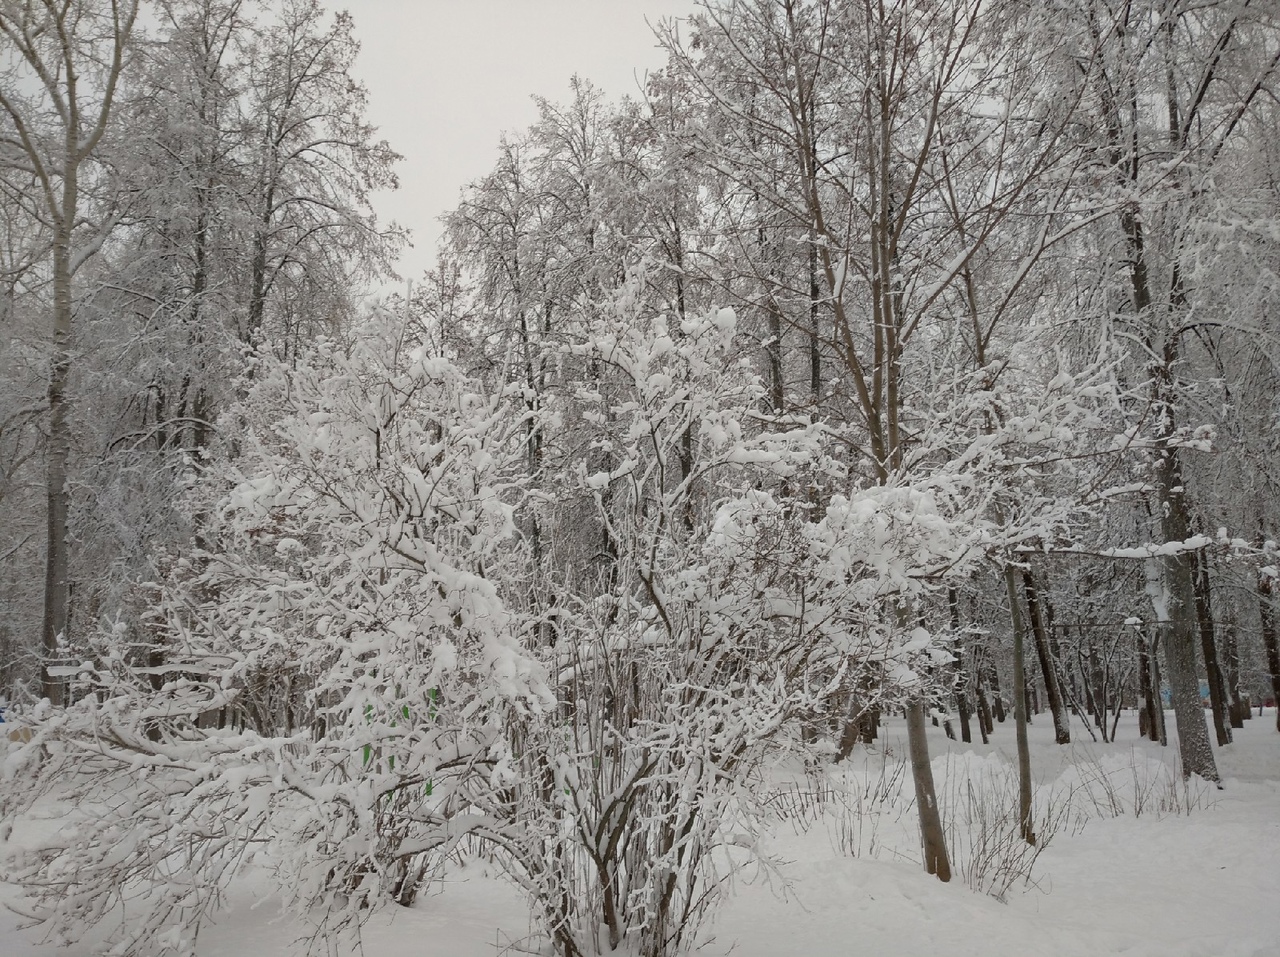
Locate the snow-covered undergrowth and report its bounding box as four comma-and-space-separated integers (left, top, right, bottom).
764, 737, 1217, 904
3, 711, 1278, 957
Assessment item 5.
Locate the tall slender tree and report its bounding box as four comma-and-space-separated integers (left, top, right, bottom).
0, 0, 140, 703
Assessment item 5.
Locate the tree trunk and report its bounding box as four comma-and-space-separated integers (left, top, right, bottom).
906, 699, 951, 881
1103, 36, 1217, 778
1138, 628, 1164, 745
808, 226, 820, 404
989, 663, 1007, 724
1259, 565, 1280, 734
1219, 610, 1247, 727
1004, 564, 1035, 845
1089, 641, 1109, 743
9, 4, 138, 706
973, 645, 993, 744
1191, 551, 1231, 746
1023, 570, 1069, 744
956, 687, 972, 744
1148, 488, 1220, 781
975, 677, 992, 744
41, 230, 74, 707
765, 296, 784, 414
949, 588, 972, 744
860, 704, 880, 743
1079, 646, 1099, 722
1151, 634, 1168, 747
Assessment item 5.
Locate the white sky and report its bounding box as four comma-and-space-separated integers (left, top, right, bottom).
332, 1, 702, 284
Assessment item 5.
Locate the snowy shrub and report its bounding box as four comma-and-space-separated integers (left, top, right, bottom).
0, 286, 1105, 956
934, 753, 1066, 901
1056, 750, 1216, 825
0, 320, 553, 955
819, 751, 912, 859
470, 297, 975, 957
812, 742, 1217, 907
465, 302, 829, 957
813, 749, 1065, 901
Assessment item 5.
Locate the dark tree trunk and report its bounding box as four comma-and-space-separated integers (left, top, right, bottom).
766, 296, 784, 414
1138, 629, 1165, 745
42, 235, 73, 708
1004, 565, 1036, 845
1191, 551, 1231, 746
975, 678, 992, 744
1023, 570, 1069, 743
1089, 641, 1110, 743
808, 227, 821, 403
972, 631, 992, 742
1220, 613, 1247, 728
1259, 565, 1280, 734
989, 663, 1007, 724
1150, 541, 1218, 777
949, 592, 973, 744
860, 706, 880, 742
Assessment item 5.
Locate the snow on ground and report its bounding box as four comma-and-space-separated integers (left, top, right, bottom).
708, 712, 1280, 957
3, 710, 1277, 957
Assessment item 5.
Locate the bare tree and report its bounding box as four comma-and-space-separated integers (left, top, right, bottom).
0, 0, 139, 703
656, 0, 1101, 881
1073, 0, 1280, 777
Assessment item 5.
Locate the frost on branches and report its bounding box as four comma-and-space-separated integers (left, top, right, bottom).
0, 296, 1109, 957
0, 321, 553, 955
484, 297, 987, 957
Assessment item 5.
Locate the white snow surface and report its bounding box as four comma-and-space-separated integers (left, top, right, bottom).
3, 711, 1277, 957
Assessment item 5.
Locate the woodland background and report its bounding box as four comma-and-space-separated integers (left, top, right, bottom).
1, 2, 1279, 955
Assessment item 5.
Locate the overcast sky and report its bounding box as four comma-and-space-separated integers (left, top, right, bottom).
331, 1, 701, 284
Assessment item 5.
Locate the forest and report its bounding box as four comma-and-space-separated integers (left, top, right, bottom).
1, 1, 1278, 955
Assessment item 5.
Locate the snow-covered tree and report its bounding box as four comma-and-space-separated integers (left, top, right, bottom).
0, 0, 140, 703
0, 315, 551, 954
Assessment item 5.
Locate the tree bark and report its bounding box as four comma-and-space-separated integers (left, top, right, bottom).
1023, 569, 1069, 744
808, 227, 820, 403
1151, 631, 1168, 747
1092, 3, 1220, 780
1089, 641, 1109, 743
956, 684, 972, 744
1191, 550, 1231, 746
1259, 565, 1280, 734
949, 588, 972, 744
906, 699, 951, 881
1004, 564, 1035, 845
1146, 626, 1167, 747
41, 229, 74, 706
1220, 612, 1247, 728
973, 641, 993, 744
0, 0, 138, 705
1148, 489, 1220, 781
989, 663, 1007, 724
